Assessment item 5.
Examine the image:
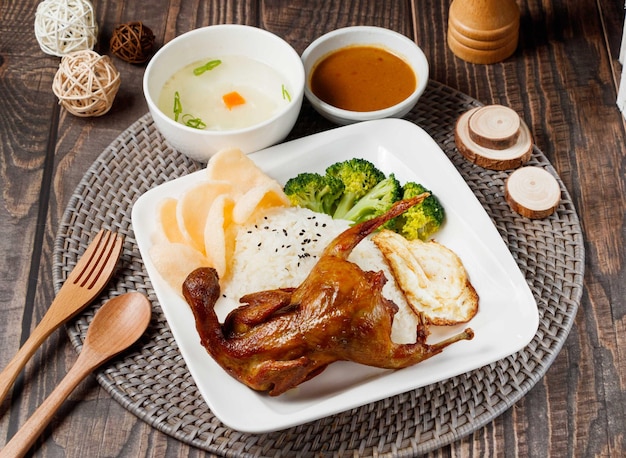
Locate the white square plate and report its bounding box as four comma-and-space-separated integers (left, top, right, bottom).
132, 118, 538, 433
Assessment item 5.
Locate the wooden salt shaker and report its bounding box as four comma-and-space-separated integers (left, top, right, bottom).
447, 0, 520, 64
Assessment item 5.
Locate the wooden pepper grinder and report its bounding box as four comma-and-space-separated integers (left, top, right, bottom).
447, 0, 520, 64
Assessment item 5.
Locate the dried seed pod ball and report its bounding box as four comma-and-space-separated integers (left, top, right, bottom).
34, 0, 98, 57
110, 21, 155, 64
52, 50, 121, 117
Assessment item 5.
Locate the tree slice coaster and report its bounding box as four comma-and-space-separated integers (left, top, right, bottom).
468, 104, 520, 149
455, 105, 533, 170
505, 166, 561, 219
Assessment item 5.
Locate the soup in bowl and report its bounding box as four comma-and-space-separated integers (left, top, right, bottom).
301, 26, 429, 125
144, 25, 305, 162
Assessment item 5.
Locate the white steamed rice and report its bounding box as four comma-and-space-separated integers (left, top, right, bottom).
222, 206, 419, 343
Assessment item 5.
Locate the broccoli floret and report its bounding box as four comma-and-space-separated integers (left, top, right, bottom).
325, 158, 386, 220
342, 173, 402, 224
283, 172, 345, 214
397, 182, 445, 240
282, 160, 443, 239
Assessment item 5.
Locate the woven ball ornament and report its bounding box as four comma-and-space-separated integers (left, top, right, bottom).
52, 50, 121, 117
34, 0, 98, 57
110, 21, 155, 64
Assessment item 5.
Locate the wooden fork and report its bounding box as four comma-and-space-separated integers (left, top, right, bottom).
0, 229, 124, 406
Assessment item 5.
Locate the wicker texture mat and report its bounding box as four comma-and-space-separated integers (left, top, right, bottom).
53, 80, 584, 457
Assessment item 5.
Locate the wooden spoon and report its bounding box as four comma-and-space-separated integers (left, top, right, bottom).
0, 292, 151, 458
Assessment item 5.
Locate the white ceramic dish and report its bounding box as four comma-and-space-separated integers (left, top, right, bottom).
301, 26, 429, 125
143, 24, 304, 162
132, 119, 538, 433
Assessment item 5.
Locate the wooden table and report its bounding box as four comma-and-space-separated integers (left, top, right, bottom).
1, 1, 624, 456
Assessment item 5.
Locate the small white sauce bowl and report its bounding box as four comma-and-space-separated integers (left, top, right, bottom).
143, 25, 305, 162
301, 26, 429, 125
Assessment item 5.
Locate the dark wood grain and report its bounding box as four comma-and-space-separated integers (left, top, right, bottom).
1, 0, 624, 456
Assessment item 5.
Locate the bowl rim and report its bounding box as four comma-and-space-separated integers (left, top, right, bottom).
143, 24, 305, 136
300, 25, 429, 121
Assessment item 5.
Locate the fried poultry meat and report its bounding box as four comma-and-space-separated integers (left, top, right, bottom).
182, 195, 474, 396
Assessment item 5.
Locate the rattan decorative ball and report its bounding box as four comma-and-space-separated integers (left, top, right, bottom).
52, 50, 121, 117
110, 22, 155, 64
34, 0, 98, 57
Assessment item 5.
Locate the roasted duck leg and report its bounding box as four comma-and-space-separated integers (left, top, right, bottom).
183, 195, 474, 396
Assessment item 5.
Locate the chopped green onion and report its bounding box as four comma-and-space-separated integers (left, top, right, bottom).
281, 84, 291, 102
182, 114, 206, 129
193, 59, 222, 76
173, 91, 182, 121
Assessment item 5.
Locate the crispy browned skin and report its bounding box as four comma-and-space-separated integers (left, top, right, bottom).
182, 196, 474, 396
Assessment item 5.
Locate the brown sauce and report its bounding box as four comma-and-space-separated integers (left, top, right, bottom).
310, 45, 416, 112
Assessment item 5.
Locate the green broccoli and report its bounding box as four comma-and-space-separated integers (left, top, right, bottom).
342, 173, 402, 224
325, 158, 386, 220
397, 182, 445, 240
282, 159, 445, 240
283, 172, 345, 214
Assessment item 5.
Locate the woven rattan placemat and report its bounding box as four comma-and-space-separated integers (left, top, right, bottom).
52, 80, 584, 457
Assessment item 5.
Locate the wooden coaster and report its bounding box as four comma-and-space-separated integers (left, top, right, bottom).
455, 105, 533, 170
468, 104, 520, 148
505, 166, 561, 219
